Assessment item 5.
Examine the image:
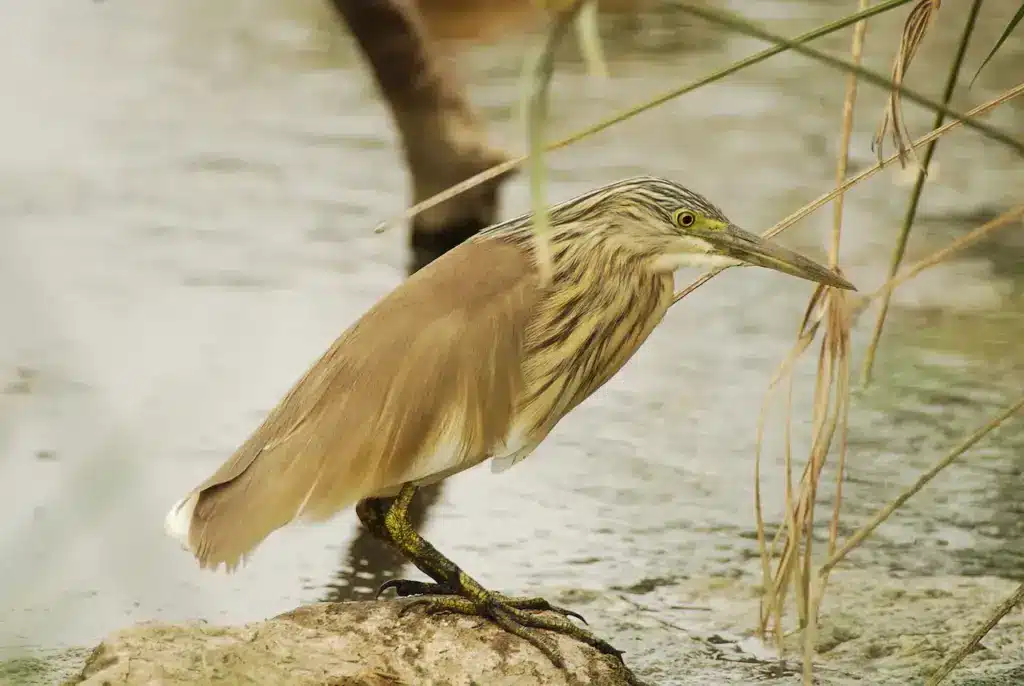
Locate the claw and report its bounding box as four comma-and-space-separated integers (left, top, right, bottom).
377, 578, 451, 599
375, 579, 401, 599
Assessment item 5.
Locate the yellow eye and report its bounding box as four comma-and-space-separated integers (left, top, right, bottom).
674, 210, 697, 228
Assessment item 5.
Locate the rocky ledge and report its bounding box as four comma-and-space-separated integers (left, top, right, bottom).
69, 600, 636, 686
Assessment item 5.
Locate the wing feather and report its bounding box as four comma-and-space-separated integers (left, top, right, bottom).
166, 237, 540, 570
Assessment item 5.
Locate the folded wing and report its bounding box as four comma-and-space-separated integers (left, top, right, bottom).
165, 238, 540, 571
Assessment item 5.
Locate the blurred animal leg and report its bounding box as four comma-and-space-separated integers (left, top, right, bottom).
325, 0, 517, 274
379, 484, 624, 666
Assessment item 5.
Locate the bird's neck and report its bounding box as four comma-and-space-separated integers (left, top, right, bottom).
512, 226, 674, 438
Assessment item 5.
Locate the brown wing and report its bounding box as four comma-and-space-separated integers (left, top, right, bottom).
173, 237, 540, 570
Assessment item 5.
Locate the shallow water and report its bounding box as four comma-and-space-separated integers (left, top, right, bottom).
1, 0, 1022, 673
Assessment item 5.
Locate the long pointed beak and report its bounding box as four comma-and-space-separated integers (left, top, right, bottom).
704, 225, 857, 291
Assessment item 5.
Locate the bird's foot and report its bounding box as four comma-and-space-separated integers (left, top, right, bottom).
385, 576, 622, 668
378, 578, 587, 624
368, 485, 635, 678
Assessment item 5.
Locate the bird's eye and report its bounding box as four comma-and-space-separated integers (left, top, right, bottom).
675, 210, 697, 227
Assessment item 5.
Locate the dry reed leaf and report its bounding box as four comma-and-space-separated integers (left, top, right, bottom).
873, 0, 942, 168
754, 11, 865, 680
754, 284, 852, 635
725, 89, 1020, 678
800, 289, 852, 684
695, 103, 1021, 649
755, 305, 821, 643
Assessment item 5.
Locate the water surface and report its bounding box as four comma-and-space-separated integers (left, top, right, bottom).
1, 0, 1022, 673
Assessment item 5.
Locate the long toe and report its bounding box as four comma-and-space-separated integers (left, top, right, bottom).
501, 604, 625, 661
491, 593, 588, 624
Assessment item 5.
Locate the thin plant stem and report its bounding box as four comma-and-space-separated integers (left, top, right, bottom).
831, 1, 870, 268
925, 582, 1024, 686
523, 0, 587, 285
798, 296, 852, 684
753, 186, 1020, 682
758, 321, 822, 640
755, 298, 829, 624
860, 0, 986, 386
754, 323, 818, 636
819, 395, 1024, 577
574, 0, 608, 78
800, 9, 868, 679
824, 332, 850, 567
779, 373, 799, 645
373, 0, 920, 234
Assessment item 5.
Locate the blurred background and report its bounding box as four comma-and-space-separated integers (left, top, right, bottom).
1, 0, 1022, 670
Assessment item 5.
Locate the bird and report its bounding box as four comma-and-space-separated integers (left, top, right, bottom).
164, 175, 855, 667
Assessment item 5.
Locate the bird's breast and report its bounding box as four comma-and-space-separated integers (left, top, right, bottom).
514, 268, 673, 437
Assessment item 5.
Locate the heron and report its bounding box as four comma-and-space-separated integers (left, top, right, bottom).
165, 175, 854, 666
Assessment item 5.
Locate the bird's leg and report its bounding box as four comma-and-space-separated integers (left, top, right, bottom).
353, 497, 392, 541
364, 490, 578, 615
356, 496, 458, 593
376, 484, 625, 667
371, 486, 581, 616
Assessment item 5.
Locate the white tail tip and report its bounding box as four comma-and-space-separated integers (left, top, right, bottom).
164, 493, 198, 550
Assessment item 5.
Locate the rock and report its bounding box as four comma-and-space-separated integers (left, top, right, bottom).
67, 600, 637, 686
32, 568, 1024, 686
0, 649, 91, 686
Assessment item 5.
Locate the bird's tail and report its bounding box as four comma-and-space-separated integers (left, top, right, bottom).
163, 412, 364, 571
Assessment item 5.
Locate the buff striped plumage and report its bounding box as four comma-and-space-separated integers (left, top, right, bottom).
163, 175, 732, 570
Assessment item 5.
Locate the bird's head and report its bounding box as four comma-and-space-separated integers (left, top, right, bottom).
590, 176, 855, 291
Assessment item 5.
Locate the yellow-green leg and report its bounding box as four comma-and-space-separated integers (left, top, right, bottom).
356, 496, 577, 616
357, 484, 626, 667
